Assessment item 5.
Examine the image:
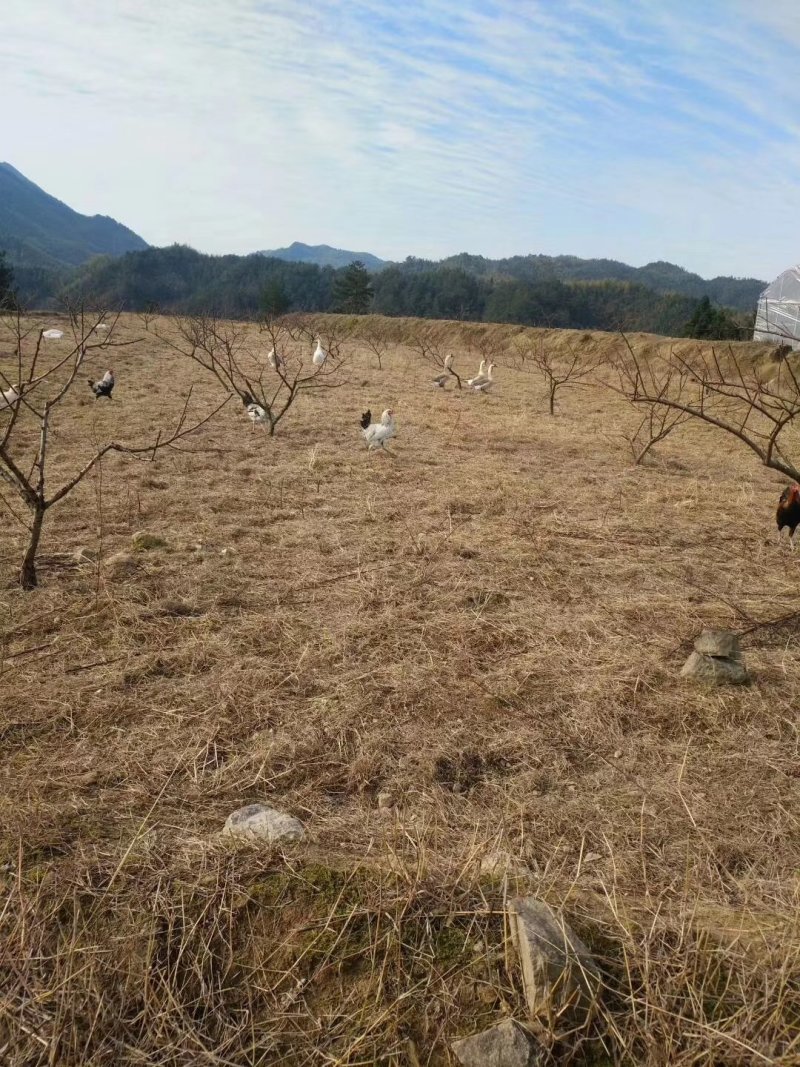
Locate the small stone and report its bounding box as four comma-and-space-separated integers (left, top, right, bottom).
680, 651, 749, 686
613, 750, 622, 759
131, 531, 167, 551
222, 803, 305, 845
694, 629, 741, 658
377, 791, 394, 810
104, 551, 138, 578
509, 896, 601, 1031
452, 1019, 544, 1067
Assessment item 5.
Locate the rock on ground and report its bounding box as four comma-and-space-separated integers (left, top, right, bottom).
452, 1019, 545, 1067
509, 897, 600, 1032
222, 803, 305, 845
104, 551, 139, 578
693, 629, 741, 657
131, 530, 167, 551
681, 629, 749, 685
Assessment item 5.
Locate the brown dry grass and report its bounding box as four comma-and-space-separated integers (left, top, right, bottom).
1, 313, 799, 1065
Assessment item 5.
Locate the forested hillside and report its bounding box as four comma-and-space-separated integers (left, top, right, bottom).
57, 244, 750, 337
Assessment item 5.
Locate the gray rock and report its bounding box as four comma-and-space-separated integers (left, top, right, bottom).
131, 530, 167, 551
509, 897, 600, 1031
104, 551, 138, 578
694, 629, 741, 658
680, 651, 749, 685
452, 1020, 544, 1067
222, 803, 305, 845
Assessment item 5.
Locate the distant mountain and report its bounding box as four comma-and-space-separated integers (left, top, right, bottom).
257, 241, 387, 272
400, 253, 765, 312
256, 243, 763, 311
0, 162, 148, 271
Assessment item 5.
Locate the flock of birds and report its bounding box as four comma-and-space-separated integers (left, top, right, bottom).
5, 326, 800, 548
431, 353, 496, 393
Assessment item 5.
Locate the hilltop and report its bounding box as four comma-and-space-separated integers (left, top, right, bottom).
257, 240, 388, 271
0, 162, 148, 271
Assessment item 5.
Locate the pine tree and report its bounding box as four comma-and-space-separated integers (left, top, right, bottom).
0, 251, 16, 309
261, 277, 290, 318
332, 260, 373, 314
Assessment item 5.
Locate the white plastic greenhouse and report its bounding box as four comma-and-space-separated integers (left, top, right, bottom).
753, 265, 800, 348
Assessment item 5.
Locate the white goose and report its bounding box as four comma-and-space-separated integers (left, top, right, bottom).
267, 347, 285, 371
466, 359, 487, 387
312, 338, 327, 366
42, 328, 64, 340
472, 362, 495, 393
1, 385, 20, 408
432, 353, 454, 388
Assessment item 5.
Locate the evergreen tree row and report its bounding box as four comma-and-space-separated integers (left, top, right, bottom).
5, 244, 753, 339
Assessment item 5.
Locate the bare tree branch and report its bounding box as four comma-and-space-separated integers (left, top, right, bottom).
610, 332, 800, 483
0, 305, 229, 588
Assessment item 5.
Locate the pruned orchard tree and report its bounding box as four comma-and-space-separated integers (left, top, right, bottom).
163, 314, 348, 437
523, 337, 599, 414
621, 404, 692, 466
0, 306, 230, 589
408, 323, 462, 388
612, 332, 800, 482
361, 319, 392, 370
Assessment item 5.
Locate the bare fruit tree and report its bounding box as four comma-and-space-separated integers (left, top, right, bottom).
612, 333, 800, 482
0, 306, 231, 589
139, 303, 160, 332
361, 319, 392, 371
164, 314, 348, 437
621, 405, 692, 465
526, 338, 599, 414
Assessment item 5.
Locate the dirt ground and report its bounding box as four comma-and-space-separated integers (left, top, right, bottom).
1, 313, 798, 1065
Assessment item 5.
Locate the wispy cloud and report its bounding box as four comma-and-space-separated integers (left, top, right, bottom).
3, 0, 800, 277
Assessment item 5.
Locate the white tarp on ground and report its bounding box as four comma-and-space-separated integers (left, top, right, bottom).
753, 265, 800, 348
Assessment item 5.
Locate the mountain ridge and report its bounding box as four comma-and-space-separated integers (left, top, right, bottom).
0, 161, 149, 271
257, 241, 387, 271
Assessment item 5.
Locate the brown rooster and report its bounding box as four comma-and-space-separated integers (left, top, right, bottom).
776, 484, 800, 549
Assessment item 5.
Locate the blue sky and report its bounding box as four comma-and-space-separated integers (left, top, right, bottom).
3, 0, 800, 279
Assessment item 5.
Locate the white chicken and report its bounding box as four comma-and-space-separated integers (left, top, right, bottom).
466, 359, 487, 387
472, 362, 495, 393
312, 338, 327, 366
267, 347, 285, 371
361, 408, 396, 450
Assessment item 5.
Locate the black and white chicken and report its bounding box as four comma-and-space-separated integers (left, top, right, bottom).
777, 484, 800, 549
361, 409, 396, 450
241, 390, 268, 431
88, 370, 114, 399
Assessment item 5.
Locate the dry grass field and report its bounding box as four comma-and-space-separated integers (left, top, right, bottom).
1, 312, 799, 1066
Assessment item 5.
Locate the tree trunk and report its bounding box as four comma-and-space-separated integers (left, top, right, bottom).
20, 504, 46, 590
549, 387, 556, 415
